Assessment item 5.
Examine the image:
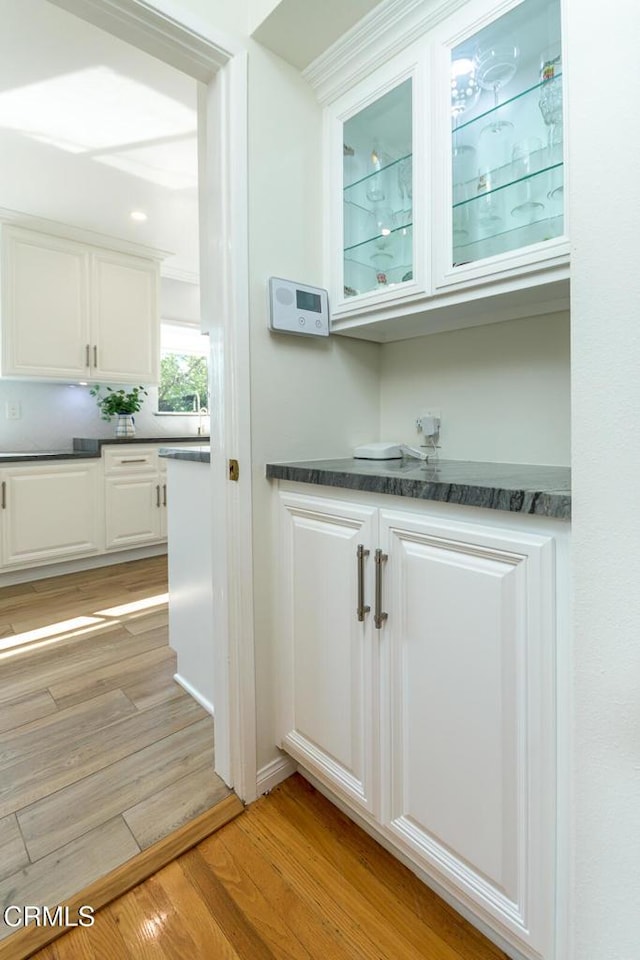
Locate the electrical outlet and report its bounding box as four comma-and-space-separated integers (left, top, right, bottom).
416, 409, 441, 437
5, 401, 21, 420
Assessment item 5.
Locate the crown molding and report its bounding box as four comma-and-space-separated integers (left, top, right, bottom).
303, 0, 469, 104
0, 207, 171, 260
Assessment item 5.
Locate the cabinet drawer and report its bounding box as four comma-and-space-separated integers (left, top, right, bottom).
103, 446, 158, 475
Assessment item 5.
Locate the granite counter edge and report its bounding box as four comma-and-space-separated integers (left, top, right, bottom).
266, 463, 571, 520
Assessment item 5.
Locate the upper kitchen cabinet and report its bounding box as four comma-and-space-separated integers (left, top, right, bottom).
329, 49, 428, 318
1, 223, 161, 384
434, 0, 567, 289
315, 0, 568, 342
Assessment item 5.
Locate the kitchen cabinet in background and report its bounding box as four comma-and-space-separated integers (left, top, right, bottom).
1, 223, 160, 384
0, 461, 102, 567
103, 445, 167, 551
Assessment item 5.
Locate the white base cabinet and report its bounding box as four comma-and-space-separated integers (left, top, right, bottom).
277, 490, 557, 959
103, 446, 167, 551
0, 462, 102, 567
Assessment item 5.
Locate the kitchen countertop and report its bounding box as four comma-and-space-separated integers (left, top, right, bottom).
266, 457, 571, 520
159, 445, 211, 463
0, 437, 209, 463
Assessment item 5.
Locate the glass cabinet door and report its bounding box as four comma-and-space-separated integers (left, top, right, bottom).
449, 0, 563, 268
342, 78, 413, 300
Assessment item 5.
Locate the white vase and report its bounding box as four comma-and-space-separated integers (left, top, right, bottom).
115, 414, 135, 438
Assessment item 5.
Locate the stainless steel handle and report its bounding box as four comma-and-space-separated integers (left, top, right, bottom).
156, 484, 160, 507
85, 344, 90, 367
1, 481, 5, 510
374, 548, 388, 629
356, 544, 370, 622
162, 483, 167, 507
120, 458, 147, 464
93, 345, 98, 367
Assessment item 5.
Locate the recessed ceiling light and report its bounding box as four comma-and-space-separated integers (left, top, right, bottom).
130, 210, 148, 222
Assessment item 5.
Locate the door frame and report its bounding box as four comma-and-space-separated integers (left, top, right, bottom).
47, 0, 257, 801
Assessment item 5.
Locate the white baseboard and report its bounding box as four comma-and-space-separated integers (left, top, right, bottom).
173, 672, 214, 716
256, 753, 297, 796
0, 544, 166, 587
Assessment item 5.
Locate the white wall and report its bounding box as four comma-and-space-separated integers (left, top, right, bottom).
566, 0, 640, 955
0, 381, 203, 450
247, 43, 380, 772
380, 312, 570, 465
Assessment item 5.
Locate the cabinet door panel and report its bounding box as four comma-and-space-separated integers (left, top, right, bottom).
105, 476, 161, 550
380, 510, 555, 956
2, 464, 101, 566
2, 229, 89, 378
278, 493, 378, 813
92, 252, 159, 384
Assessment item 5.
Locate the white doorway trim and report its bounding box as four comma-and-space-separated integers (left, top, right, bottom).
46, 0, 257, 801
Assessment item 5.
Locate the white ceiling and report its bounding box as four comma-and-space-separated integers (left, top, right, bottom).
0, 0, 200, 281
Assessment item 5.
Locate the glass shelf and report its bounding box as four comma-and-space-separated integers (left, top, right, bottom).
344, 215, 413, 254
454, 73, 563, 137
452, 160, 563, 261
344, 224, 414, 297
344, 152, 412, 194
453, 213, 563, 265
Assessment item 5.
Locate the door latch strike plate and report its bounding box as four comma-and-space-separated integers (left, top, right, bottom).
229, 459, 239, 481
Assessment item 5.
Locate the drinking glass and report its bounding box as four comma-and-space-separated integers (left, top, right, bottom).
474, 40, 519, 133
510, 138, 545, 222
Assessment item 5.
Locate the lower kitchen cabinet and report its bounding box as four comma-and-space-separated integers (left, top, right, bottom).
278, 494, 378, 814
103, 445, 167, 550
277, 490, 557, 959
0, 461, 102, 567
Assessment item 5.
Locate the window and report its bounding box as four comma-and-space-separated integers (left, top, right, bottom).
158, 321, 209, 413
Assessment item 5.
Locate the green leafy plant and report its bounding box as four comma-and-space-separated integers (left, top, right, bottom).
90, 384, 148, 422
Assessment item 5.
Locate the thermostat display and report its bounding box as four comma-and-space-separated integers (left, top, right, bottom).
269, 277, 330, 337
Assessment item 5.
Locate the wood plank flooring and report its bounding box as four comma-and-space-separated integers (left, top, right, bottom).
35, 774, 509, 960
0, 557, 231, 944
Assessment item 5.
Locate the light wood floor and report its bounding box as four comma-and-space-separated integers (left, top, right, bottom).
36, 774, 509, 960
0, 556, 230, 943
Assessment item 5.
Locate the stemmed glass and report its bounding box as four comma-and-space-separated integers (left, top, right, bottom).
538, 50, 563, 205
473, 41, 519, 235
450, 57, 481, 247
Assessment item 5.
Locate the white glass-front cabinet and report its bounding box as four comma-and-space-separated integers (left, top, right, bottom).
434, 0, 567, 289
327, 48, 428, 322
323, 0, 568, 339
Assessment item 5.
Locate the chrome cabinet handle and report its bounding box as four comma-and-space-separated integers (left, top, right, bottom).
162, 483, 167, 507
85, 344, 90, 367
374, 548, 388, 629
356, 544, 370, 622
120, 458, 147, 464
156, 484, 160, 507
1, 481, 5, 510
93, 345, 98, 367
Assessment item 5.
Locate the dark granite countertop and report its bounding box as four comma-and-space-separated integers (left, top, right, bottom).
73, 436, 209, 453
159, 445, 211, 463
0, 437, 207, 463
266, 457, 571, 520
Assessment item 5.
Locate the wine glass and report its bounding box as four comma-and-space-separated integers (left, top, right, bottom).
474, 40, 519, 133
538, 50, 563, 154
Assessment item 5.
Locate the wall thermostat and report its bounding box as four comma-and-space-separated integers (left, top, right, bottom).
268, 277, 330, 337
